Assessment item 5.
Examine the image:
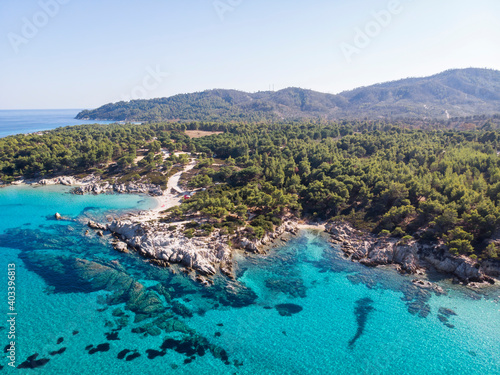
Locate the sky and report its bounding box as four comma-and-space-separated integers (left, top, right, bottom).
1, 0, 499, 109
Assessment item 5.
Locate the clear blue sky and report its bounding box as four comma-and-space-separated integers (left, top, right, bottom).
1, 0, 499, 109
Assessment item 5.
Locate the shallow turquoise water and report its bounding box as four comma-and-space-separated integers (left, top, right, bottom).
0, 186, 499, 374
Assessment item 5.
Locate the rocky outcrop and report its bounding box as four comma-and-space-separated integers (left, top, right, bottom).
38, 175, 99, 186
112, 240, 129, 253
17, 173, 163, 197
326, 221, 498, 284
411, 279, 445, 295
88, 221, 108, 231
352, 240, 421, 274
481, 259, 500, 277
106, 220, 232, 277
419, 246, 489, 282
236, 220, 299, 253
72, 182, 163, 196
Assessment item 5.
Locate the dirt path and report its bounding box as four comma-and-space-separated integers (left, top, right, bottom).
143, 160, 196, 219
166, 160, 196, 195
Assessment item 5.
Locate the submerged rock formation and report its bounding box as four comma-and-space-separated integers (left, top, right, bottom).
348, 297, 375, 349
326, 221, 499, 284
275, 303, 303, 317
20, 253, 165, 317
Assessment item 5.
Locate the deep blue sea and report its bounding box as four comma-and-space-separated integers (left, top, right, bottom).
0, 185, 499, 374
0, 109, 113, 138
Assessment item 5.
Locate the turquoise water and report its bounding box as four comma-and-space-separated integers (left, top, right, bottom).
0, 186, 499, 374
0, 109, 113, 138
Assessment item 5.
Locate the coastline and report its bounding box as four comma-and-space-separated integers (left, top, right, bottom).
325, 220, 500, 287
4, 177, 500, 375
7, 173, 500, 288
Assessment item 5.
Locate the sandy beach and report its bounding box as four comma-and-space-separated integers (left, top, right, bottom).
128, 159, 197, 223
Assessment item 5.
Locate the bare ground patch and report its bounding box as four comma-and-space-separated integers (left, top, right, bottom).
185, 130, 223, 138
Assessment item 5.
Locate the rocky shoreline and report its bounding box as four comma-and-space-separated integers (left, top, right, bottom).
85, 213, 500, 287
9, 174, 499, 287
86, 216, 300, 285
236, 220, 300, 254
7, 175, 98, 186
72, 181, 162, 196
326, 221, 499, 285
5, 174, 163, 196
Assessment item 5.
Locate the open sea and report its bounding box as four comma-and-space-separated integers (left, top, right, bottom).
0, 112, 499, 374
0, 109, 113, 138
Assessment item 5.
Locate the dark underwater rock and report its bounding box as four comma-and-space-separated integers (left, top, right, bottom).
401, 282, 433, 317
418, 303, 431, 318
348, 297, 375, 349
115, 315, 130, 329
112, 308, 125, 317
346, 273, 379, 289
160, 335, 229, 364
132, 323, 162, 336
172, 300, 193, 318
156, 317, 193, 334
438, 315, 448, 323
133, 313, 149, 323
265, 278, 307, 298
87, 343, 110, 354
17, 353, 50, 369
275, 303, 303, 316
117, 349, 131, 360
146, 349, 166, 359
149, 284, 172, 302
407, 300, 431, 318
125, 352, 141, 361
105, 331, 120, 340
50, 347, 67, 356
437, 307, 457, 328
20, 252, 165, 318
153, 312, 173, 325
216, 282, 258, 307
438, 307, 457, 317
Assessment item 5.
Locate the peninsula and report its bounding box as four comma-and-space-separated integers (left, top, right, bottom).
2, 121, 500, 286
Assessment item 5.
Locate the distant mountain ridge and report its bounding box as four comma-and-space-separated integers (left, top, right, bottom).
77, 68, 500, 122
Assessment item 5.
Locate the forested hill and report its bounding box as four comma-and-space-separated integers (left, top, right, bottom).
77, 68, 500, 122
